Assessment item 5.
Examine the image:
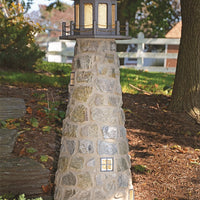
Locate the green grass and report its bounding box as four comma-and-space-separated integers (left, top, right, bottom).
35, 61, 71, 75
0, 194, 42, 200
120, 68, 174, 95
0, 61, 71, 88
133, 164, 150, 173
0, 62, 174, 95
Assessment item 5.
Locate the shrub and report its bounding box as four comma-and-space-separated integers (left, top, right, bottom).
0, 2, 45, 71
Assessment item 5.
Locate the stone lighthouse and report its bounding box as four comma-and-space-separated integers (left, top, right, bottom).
54, 0, 134, 199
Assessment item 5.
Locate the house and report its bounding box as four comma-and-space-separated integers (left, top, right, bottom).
165, 21, 182, 68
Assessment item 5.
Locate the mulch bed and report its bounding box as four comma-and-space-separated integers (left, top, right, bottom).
0, 84, 200, 200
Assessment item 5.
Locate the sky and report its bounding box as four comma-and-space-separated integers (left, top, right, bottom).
25, 0, 73, 13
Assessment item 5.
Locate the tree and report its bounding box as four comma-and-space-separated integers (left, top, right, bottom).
118, 0, 181, 37
26, 3, 73, 39
0, 0, 33, 14
169, 0, 200, 123
117, 0, 144, 36
136, 0, 181, 37
39, 4, 73, 35
45, 0, 67, 11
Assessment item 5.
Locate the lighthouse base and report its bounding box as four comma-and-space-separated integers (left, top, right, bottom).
54, 38, 134, 200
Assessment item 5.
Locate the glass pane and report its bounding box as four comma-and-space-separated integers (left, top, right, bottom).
112, 5, 115, 29
107, 165, 112, 171
101, 159, 106, 165
98, 4, 107, 28
70, 72, 75, 86
75, 4, 79, 29
107, 159, 112, 165
129, 190, 134, 200
101, 165, 107, 171
84, 3, 93, 28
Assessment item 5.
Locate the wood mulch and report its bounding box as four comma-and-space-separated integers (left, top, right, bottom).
123, 93, 200, 200
0, 84, 200, 200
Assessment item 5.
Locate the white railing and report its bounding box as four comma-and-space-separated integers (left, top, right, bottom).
117, 32, 180, 73
46, 40, 75, 63
46, 32, 180, 73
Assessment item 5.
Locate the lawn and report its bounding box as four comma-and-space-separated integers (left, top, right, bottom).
0, 61, 175, 95
120, 68, 174, 95
0, 62, 71, 88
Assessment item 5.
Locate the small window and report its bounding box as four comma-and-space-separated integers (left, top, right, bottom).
100, 157, 114, 172
129, 189, 134, 200
75, 4, 79, 29
112, 5, 115, 29
70, 72, 75, 86
84, 3, 93, 28
98, 4, 107, 28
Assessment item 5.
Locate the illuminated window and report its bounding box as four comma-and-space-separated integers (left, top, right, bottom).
129, 189, 134, 200
84, 3, 93, 28
98, 4, 107, 28
100, 157, 114, 172
75, 4, 79, 29
112, 5, 116, 29
70, 72, 75, 86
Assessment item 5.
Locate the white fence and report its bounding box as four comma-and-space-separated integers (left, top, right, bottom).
46, 40, 75, 63
46, 32, 180, 73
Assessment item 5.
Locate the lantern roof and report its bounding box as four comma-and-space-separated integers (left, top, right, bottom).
60, 0, 131, 40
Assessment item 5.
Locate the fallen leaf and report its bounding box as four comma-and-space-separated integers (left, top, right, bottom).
42, 126, 51, 133
31, 100, 36, 104
195, 149, 200, 152
26, 147, 37, 153
40, 155, 49, 162
19, 133, 25, 138
30, 118, 39, 128
23, 127, 31, 131
26, 107, 32, 114
155, 84, 159, 88
172, 156, 177, 161
189, 158, 200, 165
17, 130, 25, 135
123, 108, 133, 113
19, 147, 26, 156
0, 120, 7, 128
7, 119, 17, 123
48, 156, 54, 161
196, 132, 200, 136
37, 109, 46, 117
6, 123, 17, 129
171, 145, 186, 153
38, 102, 48, 107
17, 138, 24, 142
42, 184, 51, 193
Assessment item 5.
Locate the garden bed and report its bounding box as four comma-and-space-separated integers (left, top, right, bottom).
0, 84, 199, 200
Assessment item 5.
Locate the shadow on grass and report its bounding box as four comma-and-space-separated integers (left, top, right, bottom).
0, 62, 71, 88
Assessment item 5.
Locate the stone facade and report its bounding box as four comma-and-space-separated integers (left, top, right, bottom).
55, 39, 134, 200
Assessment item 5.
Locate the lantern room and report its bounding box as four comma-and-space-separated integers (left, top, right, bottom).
60, 0, 130, 39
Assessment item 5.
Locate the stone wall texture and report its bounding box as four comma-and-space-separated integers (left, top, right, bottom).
54, 39, 134, 200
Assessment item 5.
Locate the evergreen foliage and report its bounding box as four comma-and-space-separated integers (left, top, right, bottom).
0, 2, 45, 71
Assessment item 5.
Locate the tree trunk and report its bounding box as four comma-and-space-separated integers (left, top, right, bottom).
169, 0, 200, 123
